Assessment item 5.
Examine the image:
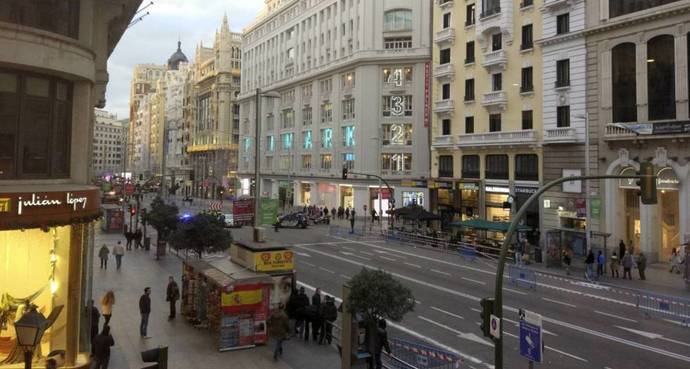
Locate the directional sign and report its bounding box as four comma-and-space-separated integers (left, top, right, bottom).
490, 314, 501, 339
519, 309, 543, 363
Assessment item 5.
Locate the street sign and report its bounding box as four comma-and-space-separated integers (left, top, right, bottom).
490, 314, 501, 339
519, 309, 543, 363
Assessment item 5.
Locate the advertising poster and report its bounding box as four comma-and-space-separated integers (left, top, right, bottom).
232, 198, 254, 225
254, 250, 294, 272
259, 198, 279, 226
108, 209, 124, 232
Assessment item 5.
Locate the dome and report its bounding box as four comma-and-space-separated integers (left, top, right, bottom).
167, 41, 188, 70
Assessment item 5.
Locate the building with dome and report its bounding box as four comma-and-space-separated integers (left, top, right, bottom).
168, 40, 189, 70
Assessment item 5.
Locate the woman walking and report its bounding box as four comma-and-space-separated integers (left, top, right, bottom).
101, 290, 115, 326
610, 252, 620, 278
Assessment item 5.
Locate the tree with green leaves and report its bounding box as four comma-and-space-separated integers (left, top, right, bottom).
143, 196, 179, 245
169, 213, 233, 258
347, 268, 415, 324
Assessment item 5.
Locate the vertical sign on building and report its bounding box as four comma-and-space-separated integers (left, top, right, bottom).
424, 61, 431, 128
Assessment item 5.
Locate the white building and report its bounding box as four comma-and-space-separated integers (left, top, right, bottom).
164, 63, 192, 185
92, 109, 127, 177
239, 0, 433, 213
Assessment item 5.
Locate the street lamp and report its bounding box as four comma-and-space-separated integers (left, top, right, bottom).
574, 113, 591, 252
14, 306, 48, 369
254, 88, 281, 242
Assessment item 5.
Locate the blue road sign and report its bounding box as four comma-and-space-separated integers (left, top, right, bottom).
519, 309, 543, 363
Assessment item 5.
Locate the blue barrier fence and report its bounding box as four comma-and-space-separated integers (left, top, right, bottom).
508, 264, 537, 290
457, 244, 477, 262
636, 292, 690, 327
384, 338, 463, 369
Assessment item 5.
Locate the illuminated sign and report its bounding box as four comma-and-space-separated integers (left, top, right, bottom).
0, 198, 10, 212
254, 250, 295, 272
390, 96, 406, 116
303, 130, 313, 149
0, 189, 101, 230
321, 128, 333, 148
17, 193, 88, 215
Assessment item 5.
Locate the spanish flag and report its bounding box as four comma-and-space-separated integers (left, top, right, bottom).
221, 284, 263, 313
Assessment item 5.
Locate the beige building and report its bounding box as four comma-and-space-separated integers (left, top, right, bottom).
92, 109, 127, 177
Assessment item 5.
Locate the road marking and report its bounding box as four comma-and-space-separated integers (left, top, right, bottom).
430, 306, 464, 320
616, 326, 690, 348
359, 250, 375, 256
405, 262, 422, 269
431, 269, 452, 276
319, 267, 336, 274
461, 277, 486, 285
379, 256, 398, 262
503, 287, 528, 296
418, 316, 493, 348
470, 308, 481, 313
545, 345, 589, 363
301, 261, 316, 268
663, 318, 688, 327
542, 297, 576, 308
340, 274, 351, 280
594, 310, 638, 323
295, 252, 311, 257
294, 242, 353, 246
341, 246, 356, 251
340, 251, 371, 261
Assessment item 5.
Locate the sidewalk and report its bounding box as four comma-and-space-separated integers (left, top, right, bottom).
93, 227, 339, 369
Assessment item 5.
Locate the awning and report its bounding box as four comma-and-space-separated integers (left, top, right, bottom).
449, 219, 532, 232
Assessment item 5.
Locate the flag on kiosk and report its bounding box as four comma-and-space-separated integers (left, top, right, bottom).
221, 284, 264, 314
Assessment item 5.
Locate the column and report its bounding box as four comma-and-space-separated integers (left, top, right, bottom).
675, 33, 689, 119
640, 203, 661, 262
636, 41, 649, 122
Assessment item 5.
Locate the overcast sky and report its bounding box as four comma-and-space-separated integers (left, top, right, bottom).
105, 0, 264, 120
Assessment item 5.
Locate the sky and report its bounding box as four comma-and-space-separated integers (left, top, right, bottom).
105, 0, 264, 120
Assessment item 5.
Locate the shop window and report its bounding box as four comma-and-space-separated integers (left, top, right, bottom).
0, 0, 80, 39
515, 154, 539, 181
648, 35, 676, 121
438, 155, 453, 178
609, 0, 679, 18
462, 155, 480, 178
486, 154, 508, 179
0, 70, 72, 179
612, 43, 637, 122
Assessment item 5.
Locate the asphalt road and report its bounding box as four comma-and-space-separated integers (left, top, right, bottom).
262, 224, 690, 369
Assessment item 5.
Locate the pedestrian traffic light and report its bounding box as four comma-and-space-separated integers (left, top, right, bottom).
637, 162, 657, 205
141, 346, 168, 369
479, 298, 494, 339
342, 167, 348, 180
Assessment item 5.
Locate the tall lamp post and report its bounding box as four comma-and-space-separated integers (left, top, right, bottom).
574, 113, 591, 251
14, 306, 48, 369
253, 88, 281, 242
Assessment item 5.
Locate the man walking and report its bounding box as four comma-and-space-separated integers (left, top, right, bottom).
584, 250, 595, 281
295, 287, 310, 336
372, 319, 391, 369
134, 228, 143, 249
139, 287, 152, 338
350, 209, 356, 234
637, 252, 647, 280
166, 276, 180, 320
596, 250, 605, 279
98, 244, 110, 270
618, 240, 626, 259
268, 303, 290, 361
320, 296, 338, 345
92, 325, 115, 369
113, 241, 125, 271
622, 252, 633, 280
125, 230, 134, 250
311, 288, 322, 342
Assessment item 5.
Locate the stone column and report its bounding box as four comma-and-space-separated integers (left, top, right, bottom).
640, 203, 661, 262
636, 40, 649, 122
674, 32, 689, 119
64, 224, 85, 366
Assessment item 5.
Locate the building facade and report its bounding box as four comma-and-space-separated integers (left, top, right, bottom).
430, 0, 544, 238
239, 0, 433, 213
92, 109, 127, 177
164, 63, 192, 192
0, 0, 140, 367
586, 0, 690, 262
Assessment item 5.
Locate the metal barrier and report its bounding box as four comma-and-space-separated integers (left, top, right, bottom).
384, 338, 463, 369
508, 264, 537, 290
636, 292, 690, 326
457, 244, 477, 262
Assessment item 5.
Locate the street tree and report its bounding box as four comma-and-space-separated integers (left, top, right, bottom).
169, 213, 232, 258
144, 196, 179, 245
347, 268, 415, 324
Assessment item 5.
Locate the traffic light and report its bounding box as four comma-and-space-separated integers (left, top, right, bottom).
130, 206, 137, 216
637, 162, 657, 205
479, 298, 495, 339
342, 167, 348, 180
141, 346, 168, 369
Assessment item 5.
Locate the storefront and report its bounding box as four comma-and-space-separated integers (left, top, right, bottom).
278, 181, 294, 209
300, 183, 311, 205
428, 180, 454, 229
457, 182, 480, 221
485, 185, 511, 223
514, 186, 540, 246
340, 185, 354, 209
0, 187, 101, 368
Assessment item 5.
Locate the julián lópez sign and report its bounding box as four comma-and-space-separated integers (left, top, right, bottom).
0, 189, 101, 230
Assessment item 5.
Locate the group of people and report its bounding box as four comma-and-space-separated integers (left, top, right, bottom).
98, 241, 125, 271
580, 240, 647, 281
124, 228, 144, 250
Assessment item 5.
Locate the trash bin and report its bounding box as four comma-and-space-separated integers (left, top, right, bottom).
144, 237, 151, 251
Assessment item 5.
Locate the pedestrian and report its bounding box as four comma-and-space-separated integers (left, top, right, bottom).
98, 244, 110, 269
350, 209, 356, 233
372, 319, 391, 369
622, 251, 633, 280
670, 249, 681, 274
320, 296, 338, 345
286, 288, 299, 335
87, 300, 100, 352
310, 289, 322, 342
562, 249, 571, 276
324, 207, 329, 217
637, 252, 647, 280
166, 276, 180, 320
92, 325, 115, 369
134, 229, 143, 249
139, 287, 152, 338
585, 250, 595, 281
113, 241, 125, 271
268, 303, 290, 361
371, 209, 377, 224
294, 287, 309, 336
610, 252, 620, 278
596, 250, 605, 278
125, 231, 134, 250
312, 288, 322, 307
618, 240, 626, 259
345, 207, 350, 220
101, 290, 115, 327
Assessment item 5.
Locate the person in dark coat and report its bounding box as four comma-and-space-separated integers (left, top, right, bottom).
294, 287, 310, 336
637, 252, 647, 280
134, 229, 143, 249
618, 240, 626, 259
92, 325, 115, 369
345, 207, 350, 220
350, 210, 356, 233
585, 250, 595, 281
372, 319, 391, 369
286, 288, 299, 335
268, 303, 290, 360
125, 231, 134, 250
310, 289, 322, 341
87, 300, 101, 353
139, 287, 152, 338
319, 296, 338, 344
303, 303, 321, 342
166, 276, 180, 320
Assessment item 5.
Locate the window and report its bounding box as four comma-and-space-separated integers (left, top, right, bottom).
382, 153, 412, 173
556, 59, 570, 87
342, 153, 356, 170
612, 43, 637, 122
382, 124, 413, 146
466, 4, 476, 26
264, 155, 273, 170
266, 136, 275, 152
321, 128, 333, 148
556, 13, 570, 35
342, 71, 356, 89
462, 155, 480, 178
320, 154, 333, 169
515, 154, 539, 181
521, 24, 533, 50
465, 41, 475, 64
321, 103, 333, 123
492, 73, 502, 91
648, 35, 676, 120
492, 33, 502, 51
440, 49, 452, 64
384, 9, 412, 32
302, 154, 312, 169
489, 114, 501, 132
442, 83, 451, 100
0, 0, 80, 39
382, 96, 413, 117
281, 109, 295, 129
609, 0, 679, 18
464, 79, 475, 101
465, 116, 475, 133
279, 155, 292, 170
521, 0, 534, 7
522, 110, 533, 130
442, 119, 452, 135
0, 70, 73, 179
486, 154, 509, 179
481, 0, 501, 17
521, 67, 533, 92
342, 126, 356, 147
557, 106, 570, 127
281, 133, 294, 150
442, 13, 451, 29
303, 106, 313, 125
384, 37, 413, 50
439, 155, 453, 178
303, 130, 313, 149
383, 67, 413, 85
342, 98, 355, 120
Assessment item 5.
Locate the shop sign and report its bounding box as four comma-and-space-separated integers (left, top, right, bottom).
562, 169, 582, 193
254, 250, 294, 272
515, 187, 538, 195
576, 199, 586, 218
457, 182, 479, 191
656, 167, 679, 190
0, 189, 101, 230
401, 179, 428, 188
279, 181, 291, 189
424, 61, 431, 128
590, 198, 601, 218
611, 121, 690, 135
485, 185, 510, 194
432, 181, 453, 189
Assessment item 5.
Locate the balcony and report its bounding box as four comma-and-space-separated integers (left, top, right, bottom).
435, 28, 456, 45
456, 129, 537, 148
541, 0, 573, 12
432, 135, 455, 148
481, 49, 507, 70
480, 7, 501, 19
481, 91, 508, 111
434, 63, 455, 80
604, 123, 639, 140
544, 127, 578, 144
437, 0, 454, 9
433, 99, 455, 115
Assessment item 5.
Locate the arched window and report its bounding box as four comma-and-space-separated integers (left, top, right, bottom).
648, 35, 676, 121
611, 43, 637, 123
384, 9, 412, 32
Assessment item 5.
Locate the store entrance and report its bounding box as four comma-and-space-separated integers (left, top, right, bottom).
340, 186, 354, 209
624, 189, 640, 253
659, 189, 680, 261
